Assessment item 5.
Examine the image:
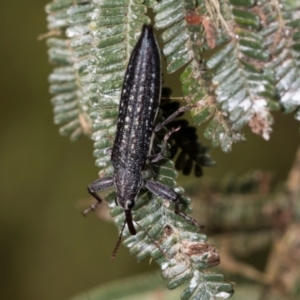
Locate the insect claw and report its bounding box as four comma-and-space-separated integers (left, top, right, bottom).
81, 208, 90, 216
82, 202, 99, 216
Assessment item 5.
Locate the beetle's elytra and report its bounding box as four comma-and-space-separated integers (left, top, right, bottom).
85, 24, 196, 236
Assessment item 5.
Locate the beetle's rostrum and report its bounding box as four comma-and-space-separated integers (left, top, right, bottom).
85, 24, 198, 236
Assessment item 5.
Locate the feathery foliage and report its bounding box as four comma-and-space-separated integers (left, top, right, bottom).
155, 0, 300, 151
45, 0, 94, 141
44, 0, 300, 299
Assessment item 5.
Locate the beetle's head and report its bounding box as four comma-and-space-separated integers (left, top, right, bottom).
115, 195, 137, 235
114, 169, 143, 235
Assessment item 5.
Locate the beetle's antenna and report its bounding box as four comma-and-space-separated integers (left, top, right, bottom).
135, 222, 169, 259
111, 220, 126, 261
111, 220, 169, 260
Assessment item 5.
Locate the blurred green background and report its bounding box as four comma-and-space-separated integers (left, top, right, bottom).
1, 1, 300, 300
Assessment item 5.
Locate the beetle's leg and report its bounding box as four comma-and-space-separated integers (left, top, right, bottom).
149, 126, 181, 163
144, 180, 204, 229
177, 212, 205, 229
154, 104, 195, 132
83, 177, 114, 215
145, 180, 179, 210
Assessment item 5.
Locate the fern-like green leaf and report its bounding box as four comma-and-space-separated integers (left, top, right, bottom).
44, 1, 233, 299
104, 158, 233, 299
46, 0, 300, 151
85, 2, 232, 298
265, 0, 300, 117
153, 0, 246, 151
45, 0, 94, 141
154, 0, 300, 151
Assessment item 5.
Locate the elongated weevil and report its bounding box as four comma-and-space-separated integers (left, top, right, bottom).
84, 24, 198, 238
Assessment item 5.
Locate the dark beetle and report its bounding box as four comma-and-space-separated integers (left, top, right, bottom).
85, 24, 193, 235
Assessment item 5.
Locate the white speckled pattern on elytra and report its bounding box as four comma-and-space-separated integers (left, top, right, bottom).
87, 25, 184, 236
111, 24, 161, 216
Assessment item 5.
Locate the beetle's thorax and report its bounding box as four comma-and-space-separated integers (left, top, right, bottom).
113, 166, 143, 209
